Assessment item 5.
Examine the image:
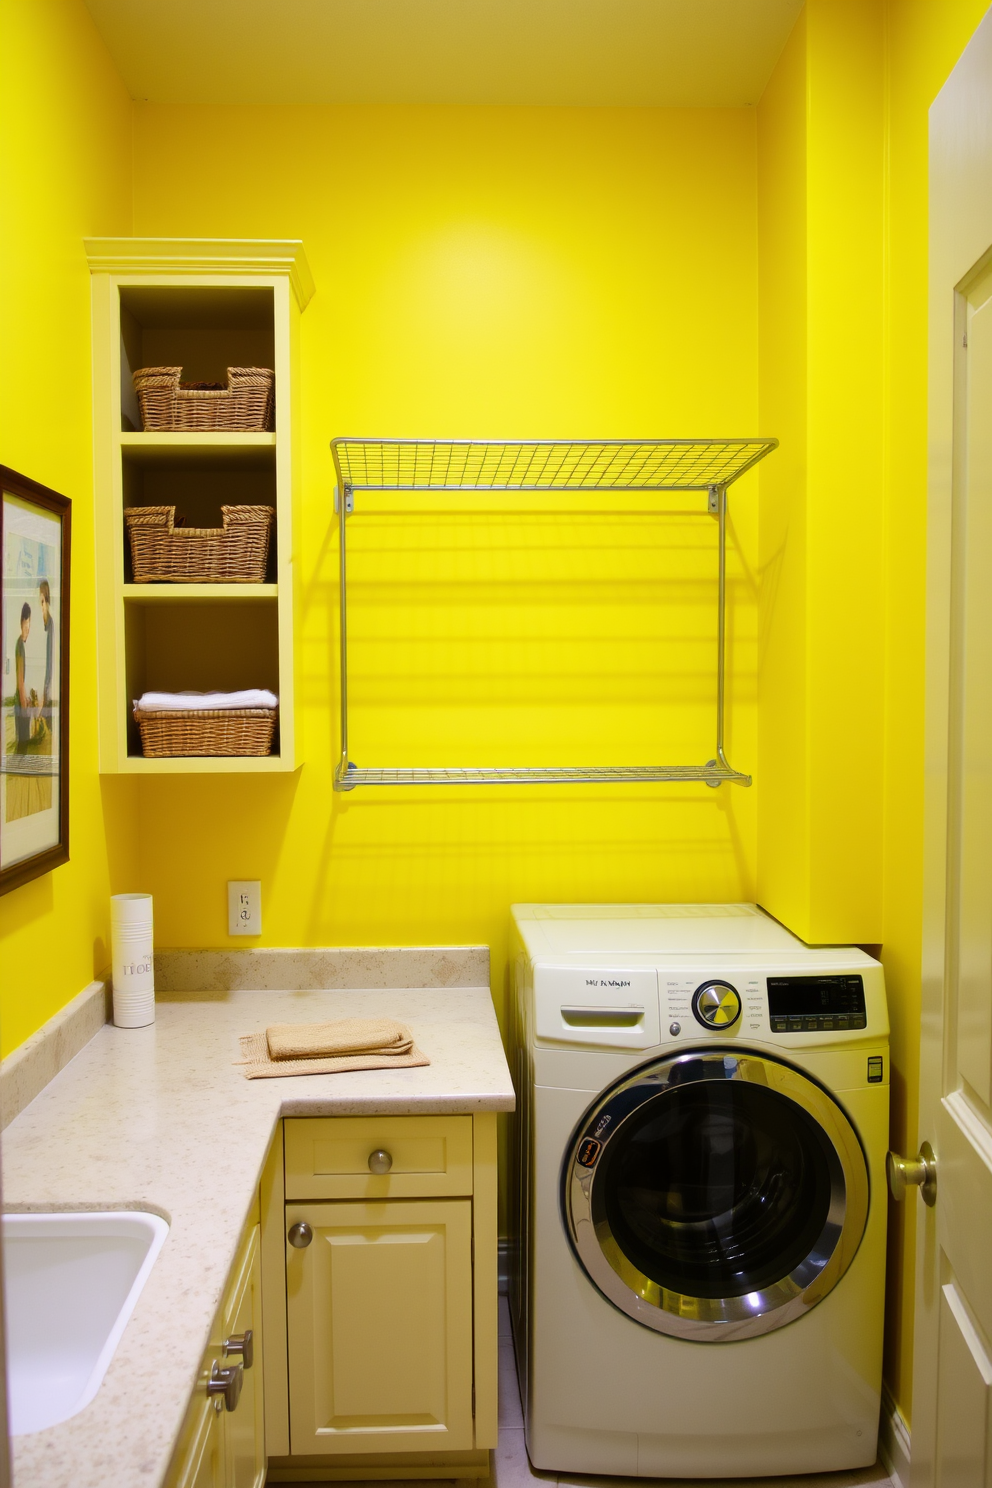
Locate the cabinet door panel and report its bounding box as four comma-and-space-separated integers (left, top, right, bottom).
170, 1395, 225, 1488
223, 1227, 265, 1488
287, 1199, 474, 1455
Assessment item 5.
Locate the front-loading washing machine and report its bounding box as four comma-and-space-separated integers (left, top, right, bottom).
508, 903, 888, 1479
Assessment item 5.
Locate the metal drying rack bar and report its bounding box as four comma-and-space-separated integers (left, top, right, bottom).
329, 438, 778, 791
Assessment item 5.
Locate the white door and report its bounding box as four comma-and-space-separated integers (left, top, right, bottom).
915, 9, 992, 1485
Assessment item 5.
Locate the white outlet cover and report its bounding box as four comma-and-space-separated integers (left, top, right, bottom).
228, 881, 261, 937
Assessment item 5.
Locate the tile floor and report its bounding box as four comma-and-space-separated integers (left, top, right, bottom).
284, 1298, 895, 1488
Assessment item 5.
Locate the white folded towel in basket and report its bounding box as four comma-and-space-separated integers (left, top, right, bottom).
134, 689, 278, 712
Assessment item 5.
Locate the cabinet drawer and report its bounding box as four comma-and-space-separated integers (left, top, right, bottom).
284, 1116, 473, 1199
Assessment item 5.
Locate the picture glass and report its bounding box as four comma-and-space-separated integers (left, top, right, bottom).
2, 492, 62, 869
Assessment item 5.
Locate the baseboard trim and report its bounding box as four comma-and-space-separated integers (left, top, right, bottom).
1, 980, 110, 1130
266, 1449, 491, 1481
266, 1467, 490, 1482
879, 1382, 911, 1488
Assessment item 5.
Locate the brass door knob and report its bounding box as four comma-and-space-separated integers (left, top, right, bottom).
288, 1221, 313, 1248
224, 1329, 253, 1369
368, 1149, 393, 1175
887, 1142, 937, 1207
207, 1360, 244, 1412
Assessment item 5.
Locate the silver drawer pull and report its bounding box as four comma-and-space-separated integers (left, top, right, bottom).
561, 1006, 644, 1029
224, 1329, 253, 1369
207, 1360, 243, 1412
288, 1221, 313, 1248
368, 1149, 393, 1175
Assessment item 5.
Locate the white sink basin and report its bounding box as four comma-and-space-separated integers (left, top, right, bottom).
3, 1210, 169, 1435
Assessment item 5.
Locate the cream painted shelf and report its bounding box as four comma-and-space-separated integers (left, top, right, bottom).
112, 753, 293, 776
87, 238, 312, 774
120, 432, 276, 465
123, 583, 277, 602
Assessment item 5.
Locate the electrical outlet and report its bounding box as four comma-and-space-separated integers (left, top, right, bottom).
228, 881, 261, 937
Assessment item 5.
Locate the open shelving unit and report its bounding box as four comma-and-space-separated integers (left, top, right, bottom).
87, 239, 313, 773
330, 436, 777, 792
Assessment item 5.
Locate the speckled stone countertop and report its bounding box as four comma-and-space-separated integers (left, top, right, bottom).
3, 986, 514, 1488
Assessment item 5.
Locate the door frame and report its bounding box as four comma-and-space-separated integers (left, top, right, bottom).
915, 8, 992, 1481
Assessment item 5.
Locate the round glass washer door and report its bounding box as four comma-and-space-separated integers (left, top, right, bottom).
563, 1049, 869, 1342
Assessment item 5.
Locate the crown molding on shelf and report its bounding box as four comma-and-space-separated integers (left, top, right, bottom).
83, 237, 315, 310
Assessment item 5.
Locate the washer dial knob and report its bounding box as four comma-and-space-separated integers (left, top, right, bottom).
692, 981, 742, 1029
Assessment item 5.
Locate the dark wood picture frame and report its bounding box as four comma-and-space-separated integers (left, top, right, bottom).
0, 465, 71, 895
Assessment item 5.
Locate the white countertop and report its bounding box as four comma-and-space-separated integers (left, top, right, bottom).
3, 986, 514, 1488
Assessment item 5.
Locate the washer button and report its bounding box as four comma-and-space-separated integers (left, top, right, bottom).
669, 1021, 681, 1036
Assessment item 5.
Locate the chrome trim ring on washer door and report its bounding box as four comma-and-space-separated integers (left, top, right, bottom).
563, 1050, 869, 1342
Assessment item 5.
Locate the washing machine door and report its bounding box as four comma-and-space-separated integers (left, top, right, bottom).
563, 1049, 869, 1341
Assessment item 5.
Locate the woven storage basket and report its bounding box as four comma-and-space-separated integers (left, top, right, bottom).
125, 505, 274, 583
133, 366, 275, 431
134, 708, 278, 758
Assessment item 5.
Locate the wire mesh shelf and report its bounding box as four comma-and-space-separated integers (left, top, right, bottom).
331, 437, 777, 495
329, 437, 778, 791
340, 763, 752, 788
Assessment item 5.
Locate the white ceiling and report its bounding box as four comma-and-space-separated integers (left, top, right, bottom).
83, 0, 803, 108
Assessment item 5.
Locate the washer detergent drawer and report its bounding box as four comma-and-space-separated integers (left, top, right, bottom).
533, 967, 660, 1050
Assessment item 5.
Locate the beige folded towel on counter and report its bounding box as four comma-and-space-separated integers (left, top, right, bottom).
237, 1016, 429, 1080
266, 1016, 413, 1061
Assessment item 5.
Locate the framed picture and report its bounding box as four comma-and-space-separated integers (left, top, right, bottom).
0, 466, 70, 895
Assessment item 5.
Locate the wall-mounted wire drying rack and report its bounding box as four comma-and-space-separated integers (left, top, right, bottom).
329, 437, 777, 792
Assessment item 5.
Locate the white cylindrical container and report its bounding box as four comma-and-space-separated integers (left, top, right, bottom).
111, 893, 155, 1028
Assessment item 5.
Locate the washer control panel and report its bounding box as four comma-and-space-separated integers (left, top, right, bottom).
663, 974, 765, 1036
767, 974, 867, 1032
538, 965, 878, 1046
692, 981, 742, 1029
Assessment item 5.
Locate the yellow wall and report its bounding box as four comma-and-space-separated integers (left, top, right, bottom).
756, 13, 810, 933
757, 0, 886, 946
6, 0, 992, 1427
0, 0, 137, 1057
128, 104, 762, 996
757, 0, 992, 1422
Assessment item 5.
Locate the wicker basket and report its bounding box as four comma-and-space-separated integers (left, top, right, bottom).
125, 505, 274, 583
134, 708, 278, 758
133, 366, 275, 431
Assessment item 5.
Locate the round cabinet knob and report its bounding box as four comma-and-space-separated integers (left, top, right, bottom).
692, 981, 742, 1030
288, 1221, 313, 1248
368, 1149, 393, 1175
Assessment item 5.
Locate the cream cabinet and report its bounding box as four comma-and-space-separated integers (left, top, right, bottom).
165, 1110, 498, 1486
262, 1111, 499, 1478
84, 238, 313, 775
166, 1223, 265, 1488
